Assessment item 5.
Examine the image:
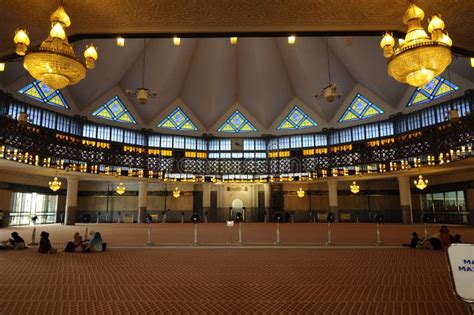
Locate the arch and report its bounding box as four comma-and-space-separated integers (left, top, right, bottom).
231, 198, 244, 209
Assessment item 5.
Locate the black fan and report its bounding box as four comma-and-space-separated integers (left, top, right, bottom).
235, 212, 243, 222
82, 213, 91, 223
327, 212, 335, 223
374, 213, 385, 223
273, 212, 284, 223
421, 212, 433, 223
191, 213, 201, 223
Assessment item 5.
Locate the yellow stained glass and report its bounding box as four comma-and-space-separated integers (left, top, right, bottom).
162, 120, 175, 128
364, 107, 379, 117
181, 122, 195, 130
342, 111, 357, 121
23, 86, 42, 100
96, 108, 112, 118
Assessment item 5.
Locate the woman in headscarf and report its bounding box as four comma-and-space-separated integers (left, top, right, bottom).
86, 232, 103, 252
38, 231, 56, 254
73, 232, 84, 252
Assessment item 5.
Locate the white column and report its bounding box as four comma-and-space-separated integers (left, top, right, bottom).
138, 181, 148, 223
327, 180, 338, 220
397, 175, 413, 224
65, 176, 79, 225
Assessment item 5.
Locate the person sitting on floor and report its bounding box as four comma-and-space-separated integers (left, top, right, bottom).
65, 232, 86, 252
0, 232, 26, 249
38, 231, 57, 254
439, 225, 451, 250
402, 232, 420, 248
451, 234, 462, 244
85, 231, 106, 252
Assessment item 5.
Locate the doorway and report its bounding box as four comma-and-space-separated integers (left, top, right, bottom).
230, 198, 245, 221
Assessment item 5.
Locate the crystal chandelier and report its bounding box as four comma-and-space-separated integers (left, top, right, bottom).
13, 4, 98, 90
172, 187, 181, 198
350, 181, 360, 194
414, 175, 428, 190
116, 182, 126, 195
296, 188, 305, 198
48, 177, 62, 192
380, 2, 452, 87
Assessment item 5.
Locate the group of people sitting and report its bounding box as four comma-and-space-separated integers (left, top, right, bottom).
0, 230, 106, 253
0, 232, 26, 250
64, 231, 106, 253
403, 225, 462, 250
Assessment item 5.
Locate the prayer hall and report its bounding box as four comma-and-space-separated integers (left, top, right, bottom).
0, 1, 473, 314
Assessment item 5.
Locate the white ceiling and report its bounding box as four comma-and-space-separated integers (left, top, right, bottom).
1, 36, 473, 135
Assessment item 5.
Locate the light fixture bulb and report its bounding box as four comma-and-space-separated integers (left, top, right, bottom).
428, 15, 445, 33
0, 63, 5, 72
173, 36, 181, 46
414, 175, 428, 190
288, 35, 296, 44
230, 37, 238, 45
471, 58, 474, 68
50, 22, 66, 40
13, 28, 30, 56
84, 44, 99, 69
117, 37, 125, 47
50, 4, 71, 28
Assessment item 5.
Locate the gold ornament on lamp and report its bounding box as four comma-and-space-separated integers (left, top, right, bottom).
296, 187, 305, 198
13, 4, 99, 90
414, 175, 428, 190
48, 177, 62, 192
380, 2, 452, 87
172, 187, 181, 198
350, 181, 360, 194
116, 182, 126, 195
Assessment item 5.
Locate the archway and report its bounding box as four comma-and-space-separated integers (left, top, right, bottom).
230, 198, 245, 220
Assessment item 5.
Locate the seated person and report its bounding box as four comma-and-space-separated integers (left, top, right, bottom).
73, 232, 85, 252
402, 232, 420, 248
439, 225, 451, 250
452, 234, 462, 244
38, 231, 57, 254
0, 232, 26, 249
85, 232, 106, 252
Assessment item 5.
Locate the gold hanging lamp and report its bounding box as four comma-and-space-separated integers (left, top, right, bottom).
172, 187, 181, 198
414, 175, 428, 190
380, 2, 452, 87
296, 187, 305, 198
350, 181, 360, 194
116, 182, 126, 195
13, 3, 98, 90
48, 177, 62, 192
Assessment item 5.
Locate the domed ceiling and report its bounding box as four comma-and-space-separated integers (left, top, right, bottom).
0, 1, 473, 136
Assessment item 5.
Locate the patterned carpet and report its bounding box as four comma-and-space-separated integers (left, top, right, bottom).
0, 224, 472, 314
0, 248, 469, 314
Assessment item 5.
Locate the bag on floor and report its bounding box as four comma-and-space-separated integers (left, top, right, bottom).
64, 242, 75, 252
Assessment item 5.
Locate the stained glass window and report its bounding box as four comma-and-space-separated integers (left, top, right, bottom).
338, 94, 384, 123
158, 107, 198, 131
217, 110, 257, 132
92, 96, 136, 124
18, 80, 69, 109
407, 76, 459, 107
277, 105, 317, 130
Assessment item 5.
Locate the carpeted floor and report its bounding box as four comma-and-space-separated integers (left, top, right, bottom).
0, 223, 472, 314
0, 247, 469, 314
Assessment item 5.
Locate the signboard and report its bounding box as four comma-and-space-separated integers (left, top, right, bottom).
446, 244, 474, 303
226, 221, 234, 227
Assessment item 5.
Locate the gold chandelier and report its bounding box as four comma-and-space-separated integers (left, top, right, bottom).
116, 182, 126, 195
172, 187, 181, 198
296, 187, 305, 198
13, 4, 98, 90
48, 177, 62, 191
350, 181, 360, 194
414, 175, 428, 190
380, 2, 452, 87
